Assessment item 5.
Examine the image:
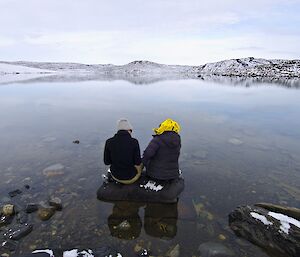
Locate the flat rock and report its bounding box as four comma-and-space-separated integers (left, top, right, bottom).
198, 242, 235, 257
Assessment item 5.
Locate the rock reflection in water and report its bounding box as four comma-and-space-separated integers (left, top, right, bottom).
106, 201, 178, 240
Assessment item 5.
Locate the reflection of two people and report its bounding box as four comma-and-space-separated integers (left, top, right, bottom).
108, 201, 178, 240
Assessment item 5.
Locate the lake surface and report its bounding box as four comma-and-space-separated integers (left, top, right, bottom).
0, 78, 300, 257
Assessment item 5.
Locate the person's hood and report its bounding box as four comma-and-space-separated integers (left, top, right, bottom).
156, 131, 181, 148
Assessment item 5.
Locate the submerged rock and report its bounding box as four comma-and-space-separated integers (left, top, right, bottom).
166, 244, 180, 257
16, 211, 29, 224
198, 242, 235, 257
37, 207, 56, 221
49, 197, 62, 211
228, 138, 243, 146
8, 189, 22, 198
229, 205, 300, 257
25, 203, 39, 213
3, 223, 33, 240
2, 204, 14, 216
43, 164, 65, 177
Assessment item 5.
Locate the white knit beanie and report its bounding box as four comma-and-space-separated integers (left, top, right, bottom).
117, 118, 133, 131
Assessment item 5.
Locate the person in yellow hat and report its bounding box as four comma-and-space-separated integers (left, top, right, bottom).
142, 119, 181, 181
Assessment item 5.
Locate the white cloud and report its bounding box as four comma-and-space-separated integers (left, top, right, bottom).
0, 0, 299, 63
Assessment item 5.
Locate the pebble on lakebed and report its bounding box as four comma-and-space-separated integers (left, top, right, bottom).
37, 206, 56, 221
2, 204, 14, 216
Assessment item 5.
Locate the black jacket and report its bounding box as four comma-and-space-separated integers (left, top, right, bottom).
104, 130, 141, 180
142, 131, 181, 180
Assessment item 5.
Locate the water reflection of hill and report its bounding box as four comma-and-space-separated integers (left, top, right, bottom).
0, 73, 300, 88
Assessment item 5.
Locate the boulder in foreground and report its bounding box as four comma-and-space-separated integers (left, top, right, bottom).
229, 204, 300, 257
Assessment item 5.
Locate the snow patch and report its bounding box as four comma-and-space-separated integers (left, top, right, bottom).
250, 212, 273, 226
0, 63, 53, 74
268, 211, 300, 234
32, 249, 54, 257
140, 181, 163, 191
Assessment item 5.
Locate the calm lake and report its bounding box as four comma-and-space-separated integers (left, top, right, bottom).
0, 78, 300, 257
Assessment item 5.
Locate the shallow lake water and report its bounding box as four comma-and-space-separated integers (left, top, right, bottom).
0, 78, 300, 257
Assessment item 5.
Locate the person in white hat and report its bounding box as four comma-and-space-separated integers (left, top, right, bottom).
103, 118, 142, 184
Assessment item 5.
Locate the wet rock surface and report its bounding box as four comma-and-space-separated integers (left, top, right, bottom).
198, 242, 235, 257
229, 204, 300, 257
3, 223, 33, 240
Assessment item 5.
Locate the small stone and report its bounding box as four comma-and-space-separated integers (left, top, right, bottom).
2, 253, 10, 257
37, 207, 56, 221
25, 203, 39, 213
73, 140, 80, 144
218, 234, 226, 240
2, 204, 14, 216
24, 184, 30, 190
49, 197, 63, 211
115, 220, 131, 230
8, 189, 22, 197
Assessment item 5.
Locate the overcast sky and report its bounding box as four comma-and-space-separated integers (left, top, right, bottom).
0, 0, 299, 65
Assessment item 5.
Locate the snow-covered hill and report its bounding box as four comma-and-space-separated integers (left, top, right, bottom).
0, 63, 53, 75
200, 57, 300, 78
0, 58, 299, 83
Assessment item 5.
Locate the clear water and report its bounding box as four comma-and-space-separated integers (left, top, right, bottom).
0, 79, 300, 257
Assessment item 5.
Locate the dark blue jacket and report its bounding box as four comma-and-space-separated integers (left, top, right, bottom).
104, 130, 141, 180
142, 131, 181, 180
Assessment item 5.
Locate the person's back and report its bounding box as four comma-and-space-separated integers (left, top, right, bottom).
142, 119, 181, 181
104, 119, 142, 184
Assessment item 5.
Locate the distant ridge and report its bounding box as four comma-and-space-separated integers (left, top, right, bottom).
1, 57, 300, 79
